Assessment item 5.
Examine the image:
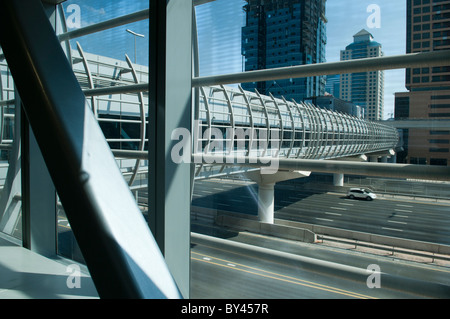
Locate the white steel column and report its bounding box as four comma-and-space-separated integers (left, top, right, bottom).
258, 183, 275, 224
333, 173, 344, 187
149, 0, 192, 298
246, 170, 311, 224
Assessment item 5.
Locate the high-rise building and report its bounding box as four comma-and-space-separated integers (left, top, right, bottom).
241, 0, 327, 102
405, 0, 450, 91
325, 74, 340, 97
340, 29, 384, 121
395, 0, 450, 166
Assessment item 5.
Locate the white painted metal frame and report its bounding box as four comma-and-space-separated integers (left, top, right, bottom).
72, 43, 149, 187
197, 85, 399, 162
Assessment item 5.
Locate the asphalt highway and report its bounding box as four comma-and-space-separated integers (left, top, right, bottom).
55, 177, 450, 298
190, 232, 450, 299
190, 178, 450, 299
192, 179, 450, 245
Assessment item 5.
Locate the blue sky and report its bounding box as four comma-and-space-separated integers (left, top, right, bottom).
63, 0, 149, 65
63, 0, 407, 119
325, 0, 408, 119
196, 0, 408, 119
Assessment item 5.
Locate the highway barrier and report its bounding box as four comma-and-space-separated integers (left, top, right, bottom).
193, 206, 450, 261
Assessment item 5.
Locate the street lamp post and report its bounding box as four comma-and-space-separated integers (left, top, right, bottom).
126, 29, 145, 64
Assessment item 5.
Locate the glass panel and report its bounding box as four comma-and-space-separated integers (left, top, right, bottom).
192, 0, 450, 299
56, 0, 149, 262
0, 48, 22, 241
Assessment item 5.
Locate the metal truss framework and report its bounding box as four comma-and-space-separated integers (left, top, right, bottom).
197, 85, 398, 161
67, 44, 399, 182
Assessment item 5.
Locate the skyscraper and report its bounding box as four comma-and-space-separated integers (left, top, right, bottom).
325, 74, 340, 98
394, 0, 450, 166
241, 0, 327, 102
340, 29, 384, 121
405, 0, 450, 91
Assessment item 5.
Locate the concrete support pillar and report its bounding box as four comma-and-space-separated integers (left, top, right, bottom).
333, 173, 344, 187
369, 155, 379, 162
258, 183, 275, 224
381, 156, 388, 163
246, 170, 311, 224
391, 154, 397, 164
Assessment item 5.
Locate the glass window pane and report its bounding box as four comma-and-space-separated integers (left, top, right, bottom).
0, 49, 22, 241
191, 0, 450, 299
57, 0, 149, 262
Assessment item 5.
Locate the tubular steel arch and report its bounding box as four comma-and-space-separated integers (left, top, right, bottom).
4, 45, 398, 169
72, 43, 149, 187
197, 85, 399, 162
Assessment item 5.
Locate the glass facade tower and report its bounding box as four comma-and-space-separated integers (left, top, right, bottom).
241, 0, 327, 102
406, 0, 450, 91
340, 29, 385, 121
395, 0, 450, 166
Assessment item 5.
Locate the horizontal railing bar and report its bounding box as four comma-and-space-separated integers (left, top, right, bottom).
193, 154, 450, 182
56, 2, 213, 43
382, 119, 450, 130
107, 138, 144, 142
95, 97, 145, 105
58, 9, 149, 42
83, 83, 148, 96
97, 118, 145, 124
110, 150, 450, 182
112, 149, 148, 159
192, 50, 450, 87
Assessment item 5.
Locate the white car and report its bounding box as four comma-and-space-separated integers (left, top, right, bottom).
346, 188, 377, 201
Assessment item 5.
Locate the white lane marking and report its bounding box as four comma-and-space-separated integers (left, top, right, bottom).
339, 202, 354, 206
331, 206, 347, 211
382, 227, 403, 232
395, 209, 412, 213
315, 217, 334, 222
325, 212, 342, 216
388, 220, 407, 225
